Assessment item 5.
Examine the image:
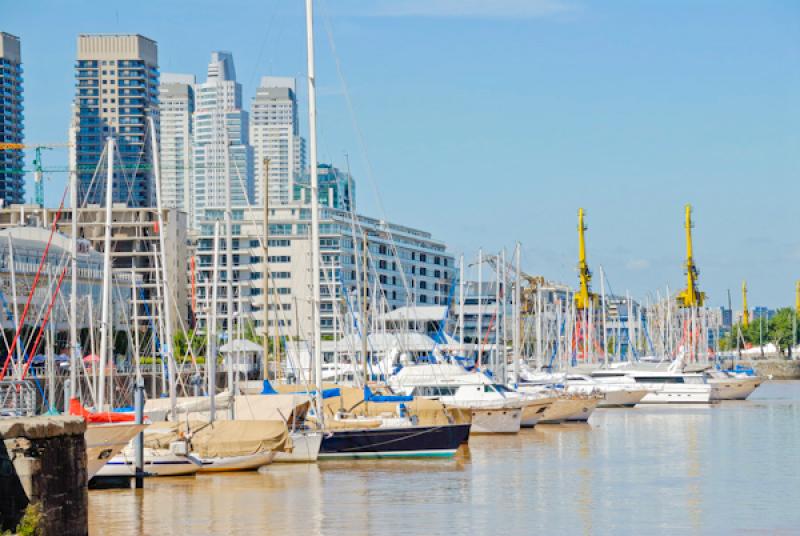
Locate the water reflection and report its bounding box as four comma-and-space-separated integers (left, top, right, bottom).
89, 382, 800, 535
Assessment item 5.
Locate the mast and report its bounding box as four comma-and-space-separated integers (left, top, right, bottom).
208, 220, 221, 422
262, 158, 270, 381
476, 248, 482, 366
512, 243, 521, 385
459, 255, 465, 356
361, 232, 369, 384
148, 117, 177, 420
97, 137, 114, 411
68, 125, 79, 401
600, 266, 608, 366
222, 125, 236, 417
305, 0, 324, 423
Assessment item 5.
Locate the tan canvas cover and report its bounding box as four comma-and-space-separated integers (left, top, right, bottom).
190, 420, 290, 458
232, 394, 310, 424
295, 384, 472, 426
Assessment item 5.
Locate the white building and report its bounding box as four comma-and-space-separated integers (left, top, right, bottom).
158, 73, 195, 215
191, 52, 254, 228
192, 204, 455, 342
250, 77, 306, 206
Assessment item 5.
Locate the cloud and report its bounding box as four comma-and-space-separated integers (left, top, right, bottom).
625, 258, 651, 271
363, 0, 578, 19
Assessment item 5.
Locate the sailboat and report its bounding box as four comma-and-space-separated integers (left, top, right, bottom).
301, 0, 470, 458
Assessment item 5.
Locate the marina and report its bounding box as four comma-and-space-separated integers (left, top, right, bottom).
88, 381, 800, 535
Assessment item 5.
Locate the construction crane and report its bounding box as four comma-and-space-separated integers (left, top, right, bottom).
676, 204, 705, 308
742, 280, 750, 328
483, 254, 547, 315
0, 142, 70, 207
574, 208, 595, 310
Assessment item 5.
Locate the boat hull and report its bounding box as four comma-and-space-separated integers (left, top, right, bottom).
319, 424, 470, 459
709, 377, 762, 401
538, 398, 587, 424
564, 398, 599, 421
597, 389, 649, 408
274, 430, 323, 463
85, 423, 147, 479
95, 449, 202, 477
520, 399, 555, 427
639, 385, 712, 404
198, 451, 276, 473
469, 407, 521, 434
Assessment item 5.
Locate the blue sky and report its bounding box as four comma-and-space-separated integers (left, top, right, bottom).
4, 0, 799, 308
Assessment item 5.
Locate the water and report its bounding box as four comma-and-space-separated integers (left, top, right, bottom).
89, 381, 800, 535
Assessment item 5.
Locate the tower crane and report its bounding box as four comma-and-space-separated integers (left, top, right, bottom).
742, 280, 749, 329
574, 208, 595, 310
0, 142, 71, 207
676, 204, 705, 308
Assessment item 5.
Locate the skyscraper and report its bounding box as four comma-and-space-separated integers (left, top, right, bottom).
159, 73, 195, 214
191, 52, 253, 228
0, 32, 24, 207
250, 77, 305, 206
74, 34, 158, 207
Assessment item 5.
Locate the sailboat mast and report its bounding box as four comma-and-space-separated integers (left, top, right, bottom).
148, 117, 177, 420
98, 137, 114, 411
223, 125, 235, 416
68, 125, 79, 401
208, 220, 221, 422
513, 243, 521, 385
459, 255, 465, 356
305, 0, 324, 423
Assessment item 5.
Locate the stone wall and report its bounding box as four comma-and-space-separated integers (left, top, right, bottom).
721, 358, 800, 379
0, 416, 87, 535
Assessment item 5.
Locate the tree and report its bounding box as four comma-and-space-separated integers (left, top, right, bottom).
768, 308, 798, 359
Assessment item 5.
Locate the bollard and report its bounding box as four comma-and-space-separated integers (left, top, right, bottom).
134, 380, 145, 489
63, 379, 71, 414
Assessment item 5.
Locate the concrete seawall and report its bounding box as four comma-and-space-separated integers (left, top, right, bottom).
722, 359, 800, 379
0, 416, 88, 535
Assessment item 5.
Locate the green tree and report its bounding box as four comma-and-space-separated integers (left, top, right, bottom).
768, 308, 798, 359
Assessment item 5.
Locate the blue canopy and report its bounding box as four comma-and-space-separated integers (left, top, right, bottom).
261, 379, 341, 399
363, 385, 413, 403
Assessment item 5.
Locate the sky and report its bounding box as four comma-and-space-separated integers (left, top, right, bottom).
4, 0, 799, 309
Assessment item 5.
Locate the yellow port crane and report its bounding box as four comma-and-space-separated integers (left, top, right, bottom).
742, 280, 750, 328
796, 280, 799, 315
0, 142, 71, 207
574, 208, 595, 310
676, 204, 705, 308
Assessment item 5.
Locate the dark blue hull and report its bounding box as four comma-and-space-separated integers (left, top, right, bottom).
319, 423, 470, 459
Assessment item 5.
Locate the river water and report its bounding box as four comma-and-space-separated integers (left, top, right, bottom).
89, 381, 800, 535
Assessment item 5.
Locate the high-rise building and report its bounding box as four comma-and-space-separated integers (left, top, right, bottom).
250, 77, 305, 206
0, 32, 24, 207
191, 52, 253, 228
159, 73, 195, 214
74, 34, 159, 207
294, 163, 355, 211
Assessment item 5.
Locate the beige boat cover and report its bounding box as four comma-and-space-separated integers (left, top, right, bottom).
288, 384, 472, 426
190, 420, 290, 457
232, 394, 310, 424
142, 420, 290, 456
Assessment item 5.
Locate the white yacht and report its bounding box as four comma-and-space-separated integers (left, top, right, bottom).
706, 370, 762, 400
590, 368, 713, 404
389, 363, 550, 433
565, 374, 650, 408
